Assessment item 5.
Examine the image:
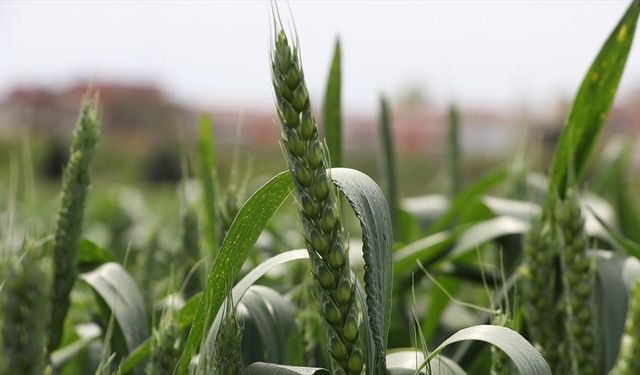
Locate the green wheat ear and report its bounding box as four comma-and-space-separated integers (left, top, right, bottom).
146, 308, 181, 375
212, 294, 243, 375
271, 28, 363, 374
1, 242, 51, 375
48, 96, 99, 352
519, 214, 567, 372
611, 278, 640, 375
556, 189, 599, 375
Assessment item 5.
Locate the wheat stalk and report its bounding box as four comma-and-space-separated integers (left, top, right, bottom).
48, 97, 99, 352
271, 28, 363, 374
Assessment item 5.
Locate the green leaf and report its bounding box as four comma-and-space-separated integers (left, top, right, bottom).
323, 38, 342, 168
447, 104, 462, 197
397, 208, 422, 243
78, 238, 115, 271
588, 208, 640, 259
176, 171, 294, 374
178, 167, 391, 374
198, 113, 218, 256
401, 194, 449, 231
450, 216, 529, 259
428, 169, 507, 234
50, 324, 102, 370
591, 249, 640, 372
235, 286, 300, 365
203, 250, 309, 365
121, 250, 308, 373
393, 230, 459, 277
481, 196, 540, 221
331, 167, 393, 372
422, 325, 551, 375
607, 141, 640, 242
242, 362, 330, 375
378, 96, 400, 240
386, 350, 465, 375
420, 276, 460, 344
547, 0, 639, 204
79, 262, 148, 354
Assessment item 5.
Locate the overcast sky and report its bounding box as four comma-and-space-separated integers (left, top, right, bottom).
1, 1, 639, 113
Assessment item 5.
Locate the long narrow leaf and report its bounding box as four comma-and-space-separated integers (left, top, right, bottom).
198, 113, 218, 256
378, 96, 399, 240
428, 169, 507, 234
331, 167, 393, 372
79, 262, 148, 354
547, 0, 639, 205
423, 325, 551, 375
591, 249, 640, 371
120, 250, 308, 373
176, 171, 294, 374
323, 38, 342, 167
243, 362, 330, 375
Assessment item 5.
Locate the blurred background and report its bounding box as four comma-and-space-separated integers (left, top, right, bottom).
1, 1, 640, 196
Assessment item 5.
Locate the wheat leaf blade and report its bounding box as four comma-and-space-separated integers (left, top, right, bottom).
331, 167, 393, 372
323, 38, 342, 168
175, 171, 294, 374
547, 0, 639, 203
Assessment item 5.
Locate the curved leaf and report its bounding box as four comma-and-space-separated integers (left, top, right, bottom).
401, 194, 449, 230
198, 286, 300, 371
428, 169, 507, 234
236, 286, 300, 365
386, 350, 465, 375
243, 362, 330, 375
422, 325, 551, 375
177, 171, 294, 373
78, 238, 116, 271
79, 262, 148, 354
203, 250, 309, 364
450, 216, 529, 258
50, 323, 102, 369
547, 0, 639, 203
591, 249, 640, 371
393, 230, 458, 277
331, 167, 393, 372
481, 196, 539, 221
121, 250, 308, 373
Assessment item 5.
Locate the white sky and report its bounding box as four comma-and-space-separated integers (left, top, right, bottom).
1, 1, 639, 113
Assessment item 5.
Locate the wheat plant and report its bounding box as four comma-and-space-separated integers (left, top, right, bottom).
48, 97, 99, 352
271, 28, 363, 375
